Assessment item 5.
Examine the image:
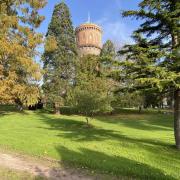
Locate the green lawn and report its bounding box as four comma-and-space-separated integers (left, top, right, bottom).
0, 106, 180, 179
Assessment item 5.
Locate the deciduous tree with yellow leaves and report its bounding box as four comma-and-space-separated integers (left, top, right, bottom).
0, 0, 47, 107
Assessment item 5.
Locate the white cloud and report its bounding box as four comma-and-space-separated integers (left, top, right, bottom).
95, 18, 134, 50
94, 0, 134, 49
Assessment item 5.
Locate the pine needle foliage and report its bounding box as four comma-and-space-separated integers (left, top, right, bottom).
42, 2, 77, 114
119, 0, 180, 148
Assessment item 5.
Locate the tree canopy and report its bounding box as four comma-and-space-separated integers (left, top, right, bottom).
0, 0, 47, 106
42, 2, 77, 114
69, 55, 113, 124
119, 0, 180, 149
101, 40, 116, 59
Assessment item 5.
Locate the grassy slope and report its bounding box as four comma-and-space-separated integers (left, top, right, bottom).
0, 106, 179, 179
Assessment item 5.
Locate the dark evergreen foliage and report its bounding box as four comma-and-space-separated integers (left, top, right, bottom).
42, 2, 77, 114
119, 0, 180, 148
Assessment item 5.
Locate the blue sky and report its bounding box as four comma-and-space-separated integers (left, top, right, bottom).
39, 0, 142, 47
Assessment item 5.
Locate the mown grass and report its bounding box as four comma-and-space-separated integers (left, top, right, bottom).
0, 106, 179, 179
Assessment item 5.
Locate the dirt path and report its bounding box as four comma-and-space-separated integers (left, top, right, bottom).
0, 152, 96, 180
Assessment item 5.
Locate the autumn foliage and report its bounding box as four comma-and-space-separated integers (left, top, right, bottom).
0, 0, 47, 106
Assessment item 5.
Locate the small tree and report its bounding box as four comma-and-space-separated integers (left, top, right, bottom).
73, 77, 113, 125
70, 55, 113, 126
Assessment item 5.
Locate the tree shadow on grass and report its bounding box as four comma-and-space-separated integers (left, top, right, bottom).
0, 105, 28, 117
36, 112, 176, 149
95, 113, 173, 131
37, 113, 122, 142
56, 146, 176, 180
36, 112, 180, 179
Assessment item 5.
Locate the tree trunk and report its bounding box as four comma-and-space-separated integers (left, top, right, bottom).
172, 31, 179, 149
170, 92, 174, 110
174, 89, 180, 149
86, 117, 89, 126
138, 106, 142, 113
17, 105, 23, 111
54, 103, 60, 115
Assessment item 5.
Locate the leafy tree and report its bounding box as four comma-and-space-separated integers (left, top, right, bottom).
144, 91, 169, 109
0, 0, 46, 107
119, 0, 180, 149
100, 40, 117, 76
69, 55, 113, 125
101, 40, 116, 58
42, 2, 77, 114
112, 92, 144, 110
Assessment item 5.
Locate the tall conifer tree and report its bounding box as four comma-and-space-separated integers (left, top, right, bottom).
43, 2, 77, 114
119, 0, 180, 148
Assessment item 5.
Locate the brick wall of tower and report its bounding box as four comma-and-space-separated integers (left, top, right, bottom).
75, 23, 102, 56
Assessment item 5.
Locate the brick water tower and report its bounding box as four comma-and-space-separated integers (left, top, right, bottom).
75, 18, 102, 56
